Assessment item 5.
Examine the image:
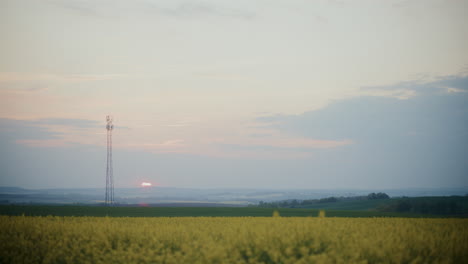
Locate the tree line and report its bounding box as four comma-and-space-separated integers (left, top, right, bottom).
254, 193, 390, 208
377, 196, 468, 215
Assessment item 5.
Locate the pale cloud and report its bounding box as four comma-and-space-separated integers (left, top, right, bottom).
216, 137, 352, 150
142, 1, 254, 19
0, 87, 49, 94
2, 73, 465, 161
29, 118, 101, 128
445, 87, 467, 93
0, 72, 126, 99
360, 88, 417, 100
200, 125, 353, 159
46, 0, 100, 17
121, 139, 188, 153
245, 74, 468, 187
361, 73, 468, 98
15, 139, 69, 148
195, 148, 313, 160
47, 0, 254, 20
2, 116, 351, 159
0, 72, 124, 83
0, 118, 103, 149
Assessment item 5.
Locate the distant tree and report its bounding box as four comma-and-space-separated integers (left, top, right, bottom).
396, 200, 411, 212
319, 197, 338, 203
301, 199, 315, 206
290, 199, 299, 207
377, 193, 390, 199
448, 201, 458, 214
420, 202, 429, 214
367, 192, 390, 200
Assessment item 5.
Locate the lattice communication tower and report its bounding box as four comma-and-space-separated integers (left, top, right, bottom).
105, 115, 114, 205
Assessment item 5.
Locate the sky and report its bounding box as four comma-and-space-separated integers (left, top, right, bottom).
0, 0, 467, 189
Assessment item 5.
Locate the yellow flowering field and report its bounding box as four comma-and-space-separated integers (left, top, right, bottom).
1, 215, 467, 263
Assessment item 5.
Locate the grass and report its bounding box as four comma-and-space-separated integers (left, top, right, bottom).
0, 205, 436, 218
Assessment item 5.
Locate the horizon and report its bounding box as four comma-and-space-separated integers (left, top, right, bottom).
1, 0, 467, 190
2, 185, 468, 191
2, 184, 467, 207
2, 185, 468, 196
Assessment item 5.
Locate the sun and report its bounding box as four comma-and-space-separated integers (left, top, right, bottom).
141, 182, 152, 187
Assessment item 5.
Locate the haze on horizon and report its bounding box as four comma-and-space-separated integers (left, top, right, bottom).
0, 0, 467, 190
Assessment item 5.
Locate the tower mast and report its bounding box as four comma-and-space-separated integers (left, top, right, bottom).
105, 115, 114, 205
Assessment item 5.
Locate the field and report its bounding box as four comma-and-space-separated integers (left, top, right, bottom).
0, 205, 432, 218
1, 215, 467, 264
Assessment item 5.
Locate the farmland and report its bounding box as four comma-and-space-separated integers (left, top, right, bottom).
0, 205, 431, 218
1, 215, 467, 263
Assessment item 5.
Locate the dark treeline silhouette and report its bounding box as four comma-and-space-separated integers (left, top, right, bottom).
367, 192, 390, 199
378, 196, 468, 215
254, 193, 390, 208
253, 194, 468, 216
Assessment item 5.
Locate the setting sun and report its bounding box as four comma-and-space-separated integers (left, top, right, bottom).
141, 182, 152, 187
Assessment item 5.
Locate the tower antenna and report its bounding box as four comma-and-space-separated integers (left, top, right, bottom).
105, 115, 114, 205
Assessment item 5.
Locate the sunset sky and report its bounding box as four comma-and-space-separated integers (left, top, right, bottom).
1, 0, 467, 189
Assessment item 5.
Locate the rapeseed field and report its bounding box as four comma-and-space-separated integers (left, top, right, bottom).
1, 215, 467, 263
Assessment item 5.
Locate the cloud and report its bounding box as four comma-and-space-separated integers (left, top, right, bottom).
0, 87, 49, 94
258, 74, 468, 140
121, 139, 188, 154
361, 74, 468, 99
0, 72, 125, 93
28, 118, 101, 128
0, 118, 63, 141
0, 118, 102, 147
48, 0, 99, 17
433, 75, 468, 92
143, 1, 254, 19
0, 72, 123, 83
218, 138, 352, 152
15, 139, 69, 148
253, 74, 468, 187
48, 0, 254, 20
